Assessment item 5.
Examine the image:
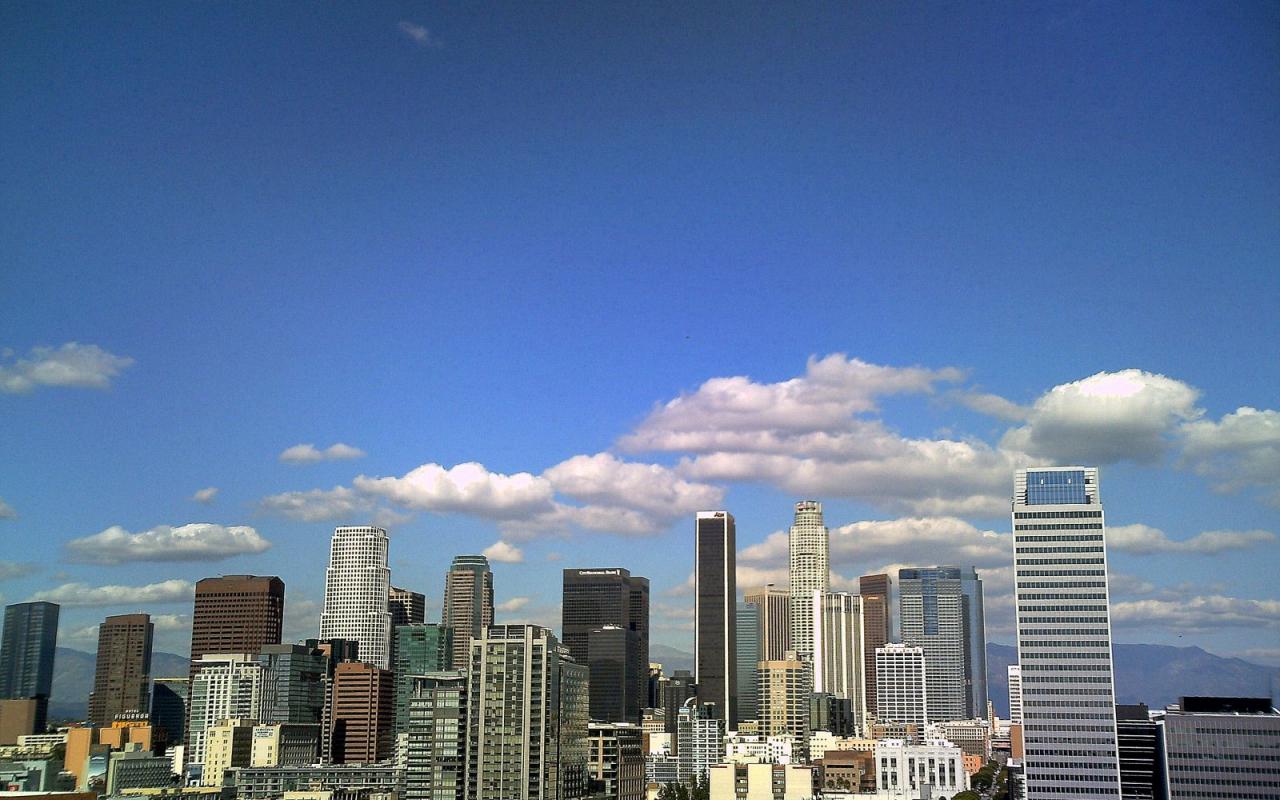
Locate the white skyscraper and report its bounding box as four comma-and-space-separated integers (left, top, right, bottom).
788, 500, 828, 661
186, 653, 264, 782
811, 590, 866, 732
875, 644, 928, 728
1013, 467, 1121, 799
320, 526, 392, 670
1007, 664, 1022, 725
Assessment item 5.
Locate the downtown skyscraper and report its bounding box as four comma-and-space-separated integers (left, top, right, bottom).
788, 500, 829, 662
561, 568, 649, 723
0, 601, 59, 732
899, 566, 987, 721
88, 613, 154, 727
695, 511, 737, 726
320, 526, 392, 670
1013, 467, 1121, 800
440, 555, 493, 671
190, 575, 285, 663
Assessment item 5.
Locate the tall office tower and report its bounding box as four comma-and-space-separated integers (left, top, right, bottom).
88, 613, 154, 727
440, 555, 494, 671
742, 585, 790, 661
466, 624, 589, 800
150, 677, 189, 750
587, 722, 644, 800
758, 654, 812, 762
694, 511, 737, 726
812, 591, 866, 730
858, 574, 891, 716
403, 672, 467, 800
735, 602, 760, 722
561, 568, 650, 723
0, 602, 59, 733
875, 644, 928, 727
1007, 665, 1022, 724
1160, 697, 1279, 800
675, 701, 724, 786
190, 576, 285, 664
1114, 704, 1159, 800
304, 638, 360, 764
387, 586, 426, 627
331, 661, 393, 765
958, 567, 988, 717
392, 624, 452, 733
257, 644, 327, 725
899, 566, 974, 722
1013, 466, 1121, 800
321, 526, 392, 670
788, 500, 829, 662
187, 654, 264, 779
661, 670, 697, 737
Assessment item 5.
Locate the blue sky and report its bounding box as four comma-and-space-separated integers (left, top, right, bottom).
2, 3, 1277, 665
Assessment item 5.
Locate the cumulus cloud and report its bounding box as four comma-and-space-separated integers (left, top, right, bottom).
356, 462, 554, 519
496, 597, 530, 613
280, 443, 367, 464
259, 486, 373, 522
949, 390, 1031, 422
1180, 407, 1280, 505
1108, 524, 1276, 555
398, 21, 443, 48
1001, 369, 1202, 465
0, 342, 134, 394
0, 561, 27, 580
1111, 594, 1280, 631
64, 523, 272, 564
0, 498, 14, 519
191, 487, 219, 504
544, 452, 723, 518
483, 540, 524, 563
29, 579, 194, 607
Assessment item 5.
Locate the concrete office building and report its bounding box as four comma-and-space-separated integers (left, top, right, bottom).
392, 624, 452, 733
403, 672, 467, 800
743, 585, 790, 662
812, 591, 866, 731
1007, 665, 1022, 725
709, 762, 816, 800
735, 602, 761, 722
788, 500, 829, 662
873, 738, 968, 799
202, 718, 255, 786
1114, 704, 1159, 800
899, 567, 982, 723
387, 586, 426, 626
440, 555, 494, 671
232, 763, 400, 800
105, 748, 173, 794
466, 624, 589, 800
759, 654, 812, 763
320, 527, 392, 671
248, 723, 320, 767
187, 654, 264, 780
676, 701, 724, 787
256, 644, 326, 726
330, 661, 393, 765
587, 722, 643, 800
1012, 466, 1121, 800
859, 574, 891, 717
190, 576, 284, 665
89, 613, 154, 728
303, 637, 359, 764
875, 644, 927, 727
561, 567, 649, 724
695, 511, 737, 726
0, 601, 59, 734
1160, 696, 1279, 800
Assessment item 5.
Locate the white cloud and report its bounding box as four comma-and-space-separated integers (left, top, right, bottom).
398, 21, 443, 48
544, 452, 724, 519
1111, 594, 1280, 631
64, 523, 272, 564
355, 462, 555, 519
0, 498, 14, 519
1180, 407, 1280, 505
191, 487, 219, 504
28, 579, 194, 607
483, 540, 524, 563
259, 486, 373, 522
949, 390, 1030, 422
151, 613, 191, 631
496, 597, 530, 613
280, 443, 367, 464
0, 342, 134, 394
1001, 369, 1202, 464
1108, 524, 1276, 555
0, 561, 26, 580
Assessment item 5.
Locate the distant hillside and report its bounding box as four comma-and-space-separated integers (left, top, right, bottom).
650, 643, 695, 674
988, 642, 1279, 717
49, 647, 189, 722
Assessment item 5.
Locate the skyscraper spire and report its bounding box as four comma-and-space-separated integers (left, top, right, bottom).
788, 500, 829, 662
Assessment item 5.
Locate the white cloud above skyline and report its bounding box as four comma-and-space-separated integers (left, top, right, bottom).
191, 487, 219, 504
398, 21, 443, 49
280, 442, 367, 464
64, 523, 272, 564
0, 342, 134, 394
483, 540, 524, 563
28, 579, 194, 607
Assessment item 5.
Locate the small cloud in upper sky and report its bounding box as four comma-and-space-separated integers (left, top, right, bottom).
191, 487, 219, 504
280, 442, 367, 464
0, 498, 15, 519
483, 540, 524, 563
0, 342, 134, 394
398, 21, 443, 49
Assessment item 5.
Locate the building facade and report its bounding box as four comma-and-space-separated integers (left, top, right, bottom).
873, 739, 968, 799
330, 661, 393, 765
695, 511, 737, 726
812, 591, 866, 731
89, 613, 154, 728
859, 574, 891, 718
898, 567, 974, 724
403, 672, 467, 800
874, 644, 927, 728
788, 500, 829, 662
392, 624, 453, 733
1007, 665, 1022, 725
1012, 466, 1121, 800
320, 527, 392, 671
187, 654, 264, 779
440, 555, 494, 672
1114, 704, 1159, 800
388, 586, 426, 627
257, 644, 326, 726
1160, 696, 1278, 800
676, 701, 724, 787
735, 602, 760, 722
742, 585, 790, 663
190, 576, 284, 664
150, 676, 189, 750
587, 722, 643, 800
758, 654, 812, 763
561, 567, 649, 724
0, 601, 59, 733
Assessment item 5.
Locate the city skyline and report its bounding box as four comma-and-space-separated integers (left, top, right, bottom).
1, 3, 1277, 672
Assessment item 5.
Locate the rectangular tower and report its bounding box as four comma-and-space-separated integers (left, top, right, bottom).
88, 613, 154, 727
0, 602, 59, 733
694, 511, 737, 726
190, 576, 284, 663
742, 585, 790, 662
403, 672, 467, 800
787, 500, 829, 662
388, 586, 426, 627
734, 602, 760, 722
758, 654, 812, 762
440, 555, 494, 671
875, 643, 927, 727
899, 567, 968, 722
1013, 466, 1121, 799
331, 661, 393, 765
320, 527, 392, 670
392, 624, 453, 733
812, 591, 866, 731
561, 568, 649, 723
858, 574, 890, 717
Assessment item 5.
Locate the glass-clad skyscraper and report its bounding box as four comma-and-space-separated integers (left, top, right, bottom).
0, 602, 59, 732
695, 511, 737, 726
1013, 467, 1121, 799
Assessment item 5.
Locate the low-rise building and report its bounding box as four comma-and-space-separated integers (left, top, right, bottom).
106, 747, 174, 794
231, 763, 400, 800
724, 732, 793, 765
815, 748, 875, 795
872, 738, 968, 799
589, 722, 644, 800
926, 719, 990, 759
1159, 696, 1280, 800
708, 762, 815, 800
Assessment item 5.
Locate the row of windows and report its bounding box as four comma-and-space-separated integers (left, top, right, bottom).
1018, 580, 1106, 589
1015, 510, 1103, 519
1023, 651, 1111, 659
1021, 639, 1111, 647
1019, 604, 1108, 612
1018, 569, 1105, 577
1026, 700, 1114, 707
1024, 687, 1113, 696
1021, 725, 1115, 732
1015, 523, 1104, 531
1020, 628, 1109, 636
1026, 712, 1115, 720
1027, 749, 1119, 757
1024, 676, 1113, 683
1016, 534, 1104, 543
1020, 616, 1109, 624
1019, 593, 1108, 600
1022, 664, 1112, 672
1016, 558, 1106, 565
1016, 546, 1105, 555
